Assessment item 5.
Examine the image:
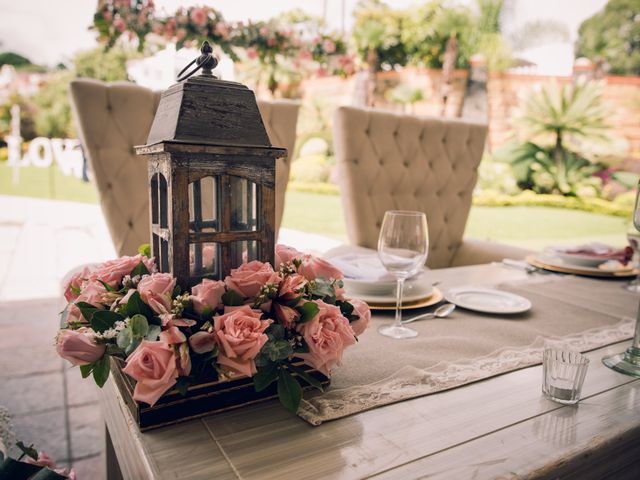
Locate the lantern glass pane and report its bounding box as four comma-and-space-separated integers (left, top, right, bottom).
189, 242, 219, 278
230, 240, 259, 266
150, 173, 159, 225
189, 176, 219, 233
229, 176, 258, 232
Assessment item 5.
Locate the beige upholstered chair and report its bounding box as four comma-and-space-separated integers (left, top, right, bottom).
70, 78, 299, 256
333, 106, 530, 268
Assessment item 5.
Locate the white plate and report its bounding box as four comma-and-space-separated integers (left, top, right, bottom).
445, 286, 531, 314
550, 251, 607, 268
343, 271, 429, 296
351, 284, 434, 304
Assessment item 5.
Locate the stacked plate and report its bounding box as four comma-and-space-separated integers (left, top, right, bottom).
528, 244, 636, 278
343, 272, 443, 310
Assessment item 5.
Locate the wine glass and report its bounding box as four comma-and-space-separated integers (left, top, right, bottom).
626, 228, 640, 292
603, 182, 640, 376
377, 210, 429, 339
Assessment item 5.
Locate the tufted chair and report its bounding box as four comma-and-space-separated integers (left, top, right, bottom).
333, 106, 530, 268
70, 78, 299, 256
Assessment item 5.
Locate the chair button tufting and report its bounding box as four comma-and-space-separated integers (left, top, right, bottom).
403, 161, 409, 167
106, 182, 113, 190
128, 220, 134, 228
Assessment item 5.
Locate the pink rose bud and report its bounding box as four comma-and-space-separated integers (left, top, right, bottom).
91, 254, 156, 289
56, 329, 106, 366
274, 302, 300, 327
159, 326, 186, 345
224, 261, 281, 299
122, 340, 178, 406
176, 342, 192, 376
190, 278, 225, 315
25, 451, 57, 469
138, 273, 176, 314
296, 300, 355, 376
275, 244, 304, 268
189, 331, 217, 354
349, 298, 371, 336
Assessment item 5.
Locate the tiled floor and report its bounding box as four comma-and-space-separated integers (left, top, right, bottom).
0, 194, 341, 478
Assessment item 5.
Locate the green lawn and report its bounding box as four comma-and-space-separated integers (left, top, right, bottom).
0, 164, 629, 250
282, 191, 628, 250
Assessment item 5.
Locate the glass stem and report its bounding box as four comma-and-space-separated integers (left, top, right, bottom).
394, 277, 405, 327
633, 297, 640, 351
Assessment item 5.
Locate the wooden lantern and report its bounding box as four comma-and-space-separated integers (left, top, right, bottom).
135, 42, 286, 287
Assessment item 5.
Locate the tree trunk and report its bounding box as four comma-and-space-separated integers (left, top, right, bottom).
440, 34, 458, 116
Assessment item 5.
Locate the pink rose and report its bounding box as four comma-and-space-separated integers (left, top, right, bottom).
176, 342, 191, 376
56, 329, 106, 366
323, 39, 336, 54
296, 300, 356, 376
298, 255, 344, 281
25, 451, 57, 469
349, 298, 371, 336
122, 340, 178, 406
102, 10, 113, 22
278, 273, 307, 300
159, 326, 186, 345
215, 22, 230, 38
298, 50, 312, 61
189, 331, 217, 354
190, 279, 225, 315
213, 305, 272, 377
259, 26, 269, 36
274, 303, 299, 327
76, 280, 107, 307
224, 261, 281, 299
190, 7, 208, 27
267, 37, 277, 47
64, 266, 92, 302
92, 254, 155, 288
138, 273, 176, 314
175, 28, 187, 41
113, 18, 126, 33
275, 244, 304, 268
246, 47, 258, 60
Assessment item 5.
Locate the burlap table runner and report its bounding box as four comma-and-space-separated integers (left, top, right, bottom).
298, 275, 638, 425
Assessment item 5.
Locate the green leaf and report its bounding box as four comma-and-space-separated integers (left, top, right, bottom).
253, 362, 279, 392
116, 328, 131, 349
262, 339, 293, 362
91, 310, 123, 333
16, 441, 38, 460
138, 243, 151, 258
146, 324, 161, 341
129, 314, 149, 338
97, 279, 116, 292
175, 377, 191, 396
222, 289, 244, 306
125, 338, 141, 356
75, 301, 99, 322
121, 291, 155, 320
130, 261, 150, 277
80, 363, 94, 379
297, 301, 319, 323
277, 369, 303, 413
288, 363, 324, 392
172, 284, 182, 298
266, 323, 285, 341
310, 278, 334, 298
92, 354, 110, 388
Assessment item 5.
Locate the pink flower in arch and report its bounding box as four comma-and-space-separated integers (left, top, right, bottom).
190, 7, 208, 27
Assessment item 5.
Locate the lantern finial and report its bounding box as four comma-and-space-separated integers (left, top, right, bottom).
176, 40, 219, 82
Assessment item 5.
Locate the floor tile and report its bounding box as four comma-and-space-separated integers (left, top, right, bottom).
71, 454, 104, 480
65, 366, 99, 407
12, 408, 69, 463
0, 345, 62, 378
68, 404, 103, 459
1, 372, 64, 416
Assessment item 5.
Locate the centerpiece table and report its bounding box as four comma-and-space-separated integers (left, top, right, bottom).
98, 263, 640, 480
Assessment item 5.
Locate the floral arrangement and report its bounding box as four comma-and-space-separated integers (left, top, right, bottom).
0, 441, 75, 479
56, 245, 370, 413
93, 1, 354, 81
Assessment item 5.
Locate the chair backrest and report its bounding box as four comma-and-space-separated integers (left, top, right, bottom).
70, 78, 299, 256
333, 106, 487, 269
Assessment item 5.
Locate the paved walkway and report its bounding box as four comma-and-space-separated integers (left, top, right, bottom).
0, 194, 342, 478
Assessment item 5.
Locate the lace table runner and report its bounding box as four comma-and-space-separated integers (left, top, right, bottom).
298, 275, 637, 425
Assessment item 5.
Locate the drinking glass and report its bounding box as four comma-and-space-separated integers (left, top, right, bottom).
542, 348, 589, 405
377, 210, 429, 339
603, 181, 640, 376
626, 229, 640, 292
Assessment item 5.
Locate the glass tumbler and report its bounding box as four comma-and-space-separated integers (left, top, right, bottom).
542, 348, 589, 405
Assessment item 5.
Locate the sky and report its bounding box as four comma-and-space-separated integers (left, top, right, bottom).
0, 0, 608, 67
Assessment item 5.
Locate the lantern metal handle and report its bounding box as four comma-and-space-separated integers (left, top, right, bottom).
177, 41, 219, 82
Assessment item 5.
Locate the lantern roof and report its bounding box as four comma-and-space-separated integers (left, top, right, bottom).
139, 41, 284, 157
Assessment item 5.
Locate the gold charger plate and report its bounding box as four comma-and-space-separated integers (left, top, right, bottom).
365, 287, 444, 311
526, 255, 638, 278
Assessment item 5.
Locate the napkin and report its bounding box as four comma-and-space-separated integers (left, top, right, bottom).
549, 243, 632, 263
328, 252, 394, 282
